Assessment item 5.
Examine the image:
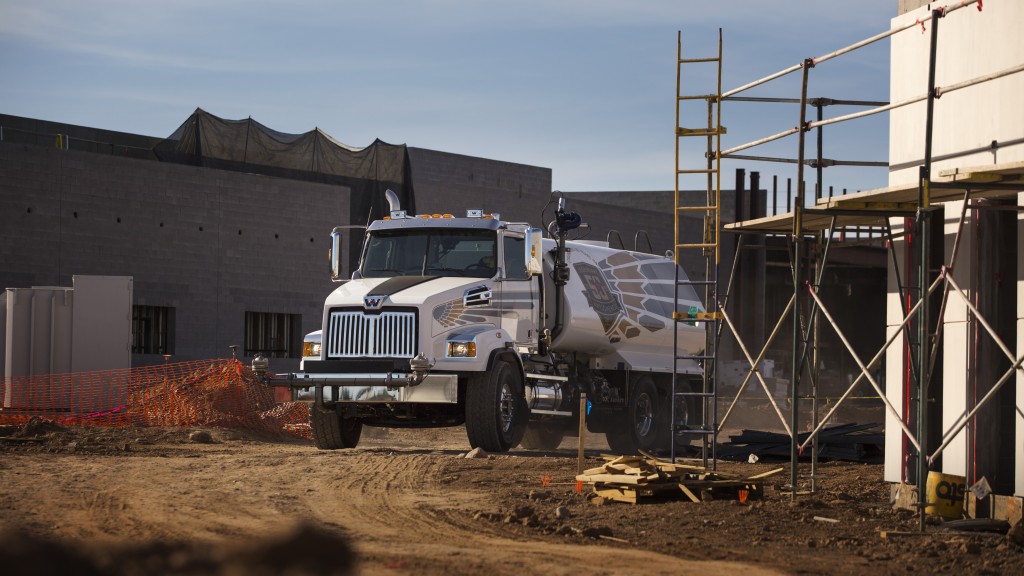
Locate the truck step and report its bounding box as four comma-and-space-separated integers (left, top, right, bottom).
674, 391, 716, 397
529, 409, 573, 417
674, 427, 715, 435
525, 372, 568, 382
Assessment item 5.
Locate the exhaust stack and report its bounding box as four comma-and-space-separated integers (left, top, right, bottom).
385, 189, 401, 212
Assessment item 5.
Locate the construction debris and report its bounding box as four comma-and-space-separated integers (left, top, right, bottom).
574, 452, 782, 505
719, 422, 883, 463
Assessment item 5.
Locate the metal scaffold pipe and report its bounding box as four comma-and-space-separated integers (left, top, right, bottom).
803, 283, 925, 454
816, 0, 979, 68
722, 61, 1024, 161
721, 127, 802, 157
723, 96, 888, 106
929, 353, 1024, 465
717, 295, 795, 435
788, 57, 812, 498
723, 63, 803, 99
721, 0, 980, 99
806, 63, 1024, 131
798, 273, 944, 453
722, 153, 887, 167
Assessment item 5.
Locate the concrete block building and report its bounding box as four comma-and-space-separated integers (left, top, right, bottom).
1, 111, 763, 374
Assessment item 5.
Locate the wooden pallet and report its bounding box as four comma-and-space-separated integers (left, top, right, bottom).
577, 453, 782, 505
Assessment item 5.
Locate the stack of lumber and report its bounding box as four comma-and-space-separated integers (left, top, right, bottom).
718, 422, 883, 463
576, 452, 781, 504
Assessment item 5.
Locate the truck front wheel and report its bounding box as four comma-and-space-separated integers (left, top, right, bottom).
310, 404, 362, 450
465, 359, 528, 452
605, 375, 665, 454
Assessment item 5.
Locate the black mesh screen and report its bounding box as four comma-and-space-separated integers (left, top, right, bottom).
153, 108, 416, 269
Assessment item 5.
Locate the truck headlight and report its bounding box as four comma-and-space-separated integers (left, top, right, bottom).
303, 341, 321, 357
446, 341, 477, 358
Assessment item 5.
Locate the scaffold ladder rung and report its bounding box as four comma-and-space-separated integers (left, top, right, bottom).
673, 310, 723, 320
676, 204, 719, 211
677, 94, 719, 101
676, 127, 727, 137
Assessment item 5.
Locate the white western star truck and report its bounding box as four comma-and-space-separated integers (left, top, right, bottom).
256, 191, 706, 453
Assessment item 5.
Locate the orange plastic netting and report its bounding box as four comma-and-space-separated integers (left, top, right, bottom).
0, 359, 310, 439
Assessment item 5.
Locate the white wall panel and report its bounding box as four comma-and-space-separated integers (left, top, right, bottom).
942, 321, 970, 477
70, 276, 132, 373
1017, 192, 1023, 497
886, 218, 908, 326
885, 323, 907, 483
890, 1, 1024, 187
887, 0, 1024, 493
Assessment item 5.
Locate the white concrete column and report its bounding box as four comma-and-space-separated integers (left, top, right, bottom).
885, 217, 908, 483
1016, 191, 1023, 498
942, 200, 971, 477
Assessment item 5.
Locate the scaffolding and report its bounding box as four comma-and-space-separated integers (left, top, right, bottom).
678, 0, 1024, 528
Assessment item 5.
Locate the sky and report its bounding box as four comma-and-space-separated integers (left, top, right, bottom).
0, 1, 897, 198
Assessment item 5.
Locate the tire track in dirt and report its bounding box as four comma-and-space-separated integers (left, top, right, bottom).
2, 440, 784, 575
301, 448, 784, 576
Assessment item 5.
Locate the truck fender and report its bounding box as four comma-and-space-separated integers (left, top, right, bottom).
481, 349, 529, 407
486, 348, 526, 386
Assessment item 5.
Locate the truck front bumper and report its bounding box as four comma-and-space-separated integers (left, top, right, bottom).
267, 372, 459, 404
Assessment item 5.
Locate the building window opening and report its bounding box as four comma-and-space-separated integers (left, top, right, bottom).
132, 305, 175, 354
244, 311, 302, 358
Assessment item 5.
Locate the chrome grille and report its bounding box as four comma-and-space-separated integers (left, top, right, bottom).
326, 310, 417, 358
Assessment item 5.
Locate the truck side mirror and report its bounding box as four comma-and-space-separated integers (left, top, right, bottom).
525, 228, 543, 276
330, 227, 343, 281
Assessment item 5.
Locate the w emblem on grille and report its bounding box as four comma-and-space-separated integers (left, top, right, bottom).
363, 296, 385, 309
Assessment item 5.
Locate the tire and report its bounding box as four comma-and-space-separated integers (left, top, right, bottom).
465, 359, 528, 452
520, 424, 566, 451
310, 404, 362, 450
604, 375, 666, 455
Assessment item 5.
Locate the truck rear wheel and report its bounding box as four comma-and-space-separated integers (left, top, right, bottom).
465, 359, 528, 452
520, 424, 565, 451
605, 375, 665, 455
310, 404, 362, 450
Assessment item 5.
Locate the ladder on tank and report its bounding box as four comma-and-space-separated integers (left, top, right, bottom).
671, 30, 723, 466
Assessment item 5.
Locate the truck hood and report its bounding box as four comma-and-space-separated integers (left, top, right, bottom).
325, 276, 496, 311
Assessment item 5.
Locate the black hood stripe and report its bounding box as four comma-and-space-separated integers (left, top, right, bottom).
367, 276, 439, 297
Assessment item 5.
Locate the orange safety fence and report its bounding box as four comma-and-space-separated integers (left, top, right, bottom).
0, 358, 311, 439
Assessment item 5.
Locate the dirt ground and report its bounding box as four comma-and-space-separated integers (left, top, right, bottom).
1, 412, 1021, 576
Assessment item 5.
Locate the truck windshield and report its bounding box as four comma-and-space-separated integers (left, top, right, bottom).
360, 229, 497, 278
